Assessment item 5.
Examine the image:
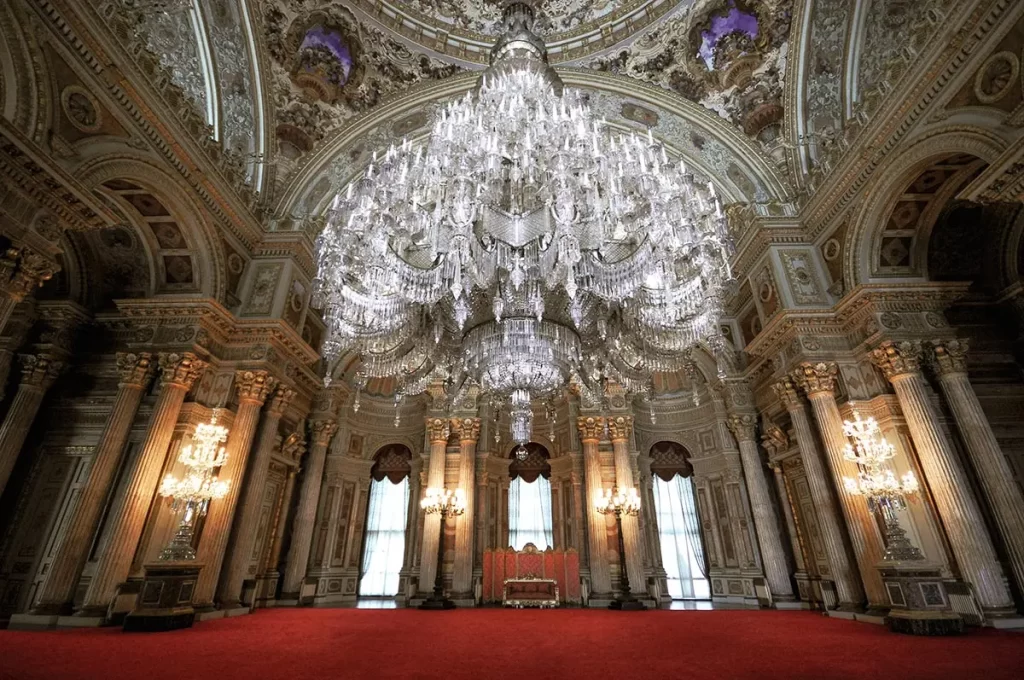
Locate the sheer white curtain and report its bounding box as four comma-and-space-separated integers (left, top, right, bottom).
358, 476, 410, 596
508, 475, 554, 550
653, 474, 710, 600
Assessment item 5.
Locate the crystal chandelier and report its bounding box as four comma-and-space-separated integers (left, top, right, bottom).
157, 415, 231, 561
841, 412, 923, 561
313, 1, 733, 445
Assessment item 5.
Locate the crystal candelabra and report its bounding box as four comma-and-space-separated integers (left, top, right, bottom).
595, 487, 646, 610
156, 415, 230, 561
312, 0, 733, 446
419, 487, 466, 610
842, 412, 923, 561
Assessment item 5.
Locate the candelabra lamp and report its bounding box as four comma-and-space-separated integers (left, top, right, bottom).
842, 412, 963, 636
124, 415, 230, 632
418, 487, 466, 610
596, 487, 646, 611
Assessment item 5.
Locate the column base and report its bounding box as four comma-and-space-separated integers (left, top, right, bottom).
608, 598, 647, 611
123, 562, 202, 633
774, 601, 806, 611
418, 594, 457, 610
7, 613, 59, 630
123, 607, 195, 633
193, 606, 225, 622
886, 610, 965, 636
989, 617, 1024, 630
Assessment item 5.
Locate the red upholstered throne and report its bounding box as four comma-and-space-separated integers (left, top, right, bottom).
482, 543, 581, 606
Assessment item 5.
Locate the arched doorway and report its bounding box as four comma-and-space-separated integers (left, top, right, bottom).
358, 444, 412, 597
650, 441, 710, 600
507, 443, 553, 550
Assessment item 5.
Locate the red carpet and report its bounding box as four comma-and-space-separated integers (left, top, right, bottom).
1, 608, 1021, 680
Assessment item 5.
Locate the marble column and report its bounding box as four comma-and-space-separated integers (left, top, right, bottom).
871, 341, 1015, 613
0, 303, 37, 403
929, 339, 1024, 599
793, 362, 887, 609
265, 468, 298, 576
218, 384, 296, 609
30, 353, 157, 615
0, 246, 55, 333
77, 352, 206, 617
774, 376, 864, 609
569, 453, 587, 556
577, 416, 612, 596
726, 413, 795, 602
474, 443, 490, 571
192, 370, 277, 609
606, 416, 647, 596
768, 462, 807, 575
0, 353, 65, 497
418, 417, 449, 594
450, 417, 479, 597
281, 418, 337, 598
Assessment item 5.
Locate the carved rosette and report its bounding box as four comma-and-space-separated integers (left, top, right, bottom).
576, 416, 604, 442
17, 353, 65, 389
771, 376, 803, 410
267, 386, 297, 416
792, 361, 838, 397
116, 352, 157, 389
606, 415, 633, 442
929, 339, 969, 377
310, 418, 338, 447
870, 341, 923, 382
234, 369, 276, 404
159, 352, 207, 389
450, 417, 481, 443
1, 247, 57, 302
426, 417, 450, 443
726, 413, 758, 444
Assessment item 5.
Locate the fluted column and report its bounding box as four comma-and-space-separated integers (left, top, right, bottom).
0, 246, 55, 332
774, 377, 864, 609
768, 462, 806, 574
793, 362, 887, 609
218, 383, 296, 609
577, 416, 612, 596
570, 453, 587, 555
872, 341, 1015, 613
266, 468, 298, 575
418, 417, 449, 594
607, 416, 646, 596
192, 370, 277, 609
77, 352, 205, 617
450, 417, 480, 596
474, 444, 489, 569
30, 353, 157, 615
281, 418, 337, 598
726, 413, 795, 602
0, 353, 64, 497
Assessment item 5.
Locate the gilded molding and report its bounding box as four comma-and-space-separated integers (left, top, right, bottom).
425, 416, 450, 443
450, 417, 480, 443
576, 415, 604, 442
606, 415, 633, 443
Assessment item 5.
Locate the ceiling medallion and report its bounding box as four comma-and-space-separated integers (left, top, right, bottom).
313, 1, 734, 445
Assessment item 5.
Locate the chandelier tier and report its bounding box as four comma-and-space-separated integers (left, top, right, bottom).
313, 0, 733, 444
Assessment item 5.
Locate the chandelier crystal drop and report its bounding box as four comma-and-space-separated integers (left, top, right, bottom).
312, 1, 733, 445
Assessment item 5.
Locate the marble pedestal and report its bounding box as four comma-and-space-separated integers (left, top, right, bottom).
878, 562, 965, 636
122, 562, 202, 633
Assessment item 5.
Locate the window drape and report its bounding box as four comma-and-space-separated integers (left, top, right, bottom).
508, 475, 554, 550
653, 474, 710, 600
358, 476, 410, 596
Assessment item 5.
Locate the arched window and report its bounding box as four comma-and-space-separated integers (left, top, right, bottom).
508, 443, 554, 550
650, 442, 710, 600
358, 445, 412, 597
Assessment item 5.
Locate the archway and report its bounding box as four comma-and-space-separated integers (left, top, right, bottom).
507, 442, 553, 551
358, 444, 412, 597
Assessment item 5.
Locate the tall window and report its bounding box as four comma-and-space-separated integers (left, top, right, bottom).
650, 442, 710, 600
359, 446, 412, 597
507, 443, 554, 550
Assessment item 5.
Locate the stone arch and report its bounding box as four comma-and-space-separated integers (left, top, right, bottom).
508, 442, 551, 483
369, 443, 413, 483
0, 1, 50, 140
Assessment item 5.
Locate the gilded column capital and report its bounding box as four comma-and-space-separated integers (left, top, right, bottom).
281, 431, 307, 462
267, 385, 297, 416
450, 417, 481, 443
234, 369, 276, 404
17, 353, 64, 389
606, 414, 633, 442
159, 352, 206, 389
929, 339, 969, 377
0, 247, 57, 302
792, 361, 839, 397
726, 412, 758, 444
310, 418, 338, 446
576, 415, 604, 442
426, 416, 450, 443
772, 376, 804, 410
760, 414, 789, 456
870, 341, 923, 381
116, 352, 157, 389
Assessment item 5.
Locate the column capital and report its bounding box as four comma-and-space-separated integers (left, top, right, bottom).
17, 352, 64, 388
450, 416, 480, 443
234, 369, 276, 404
576, 415, 604, 442
0, 247, 58, 302
426, 416, 450, 443
310, 418, 338, 446
606, 414, 633, 442
771, 375, 804, 410
281, 430, 307, 463
727, 412, 758, 444
267, 385, 297, 416
159, 352, 206, 389
760, 414, 789, 456
929, 339, 969, 377
115, 352, 157, 389
792, 361, 839, 397
870, 340, 923, 381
